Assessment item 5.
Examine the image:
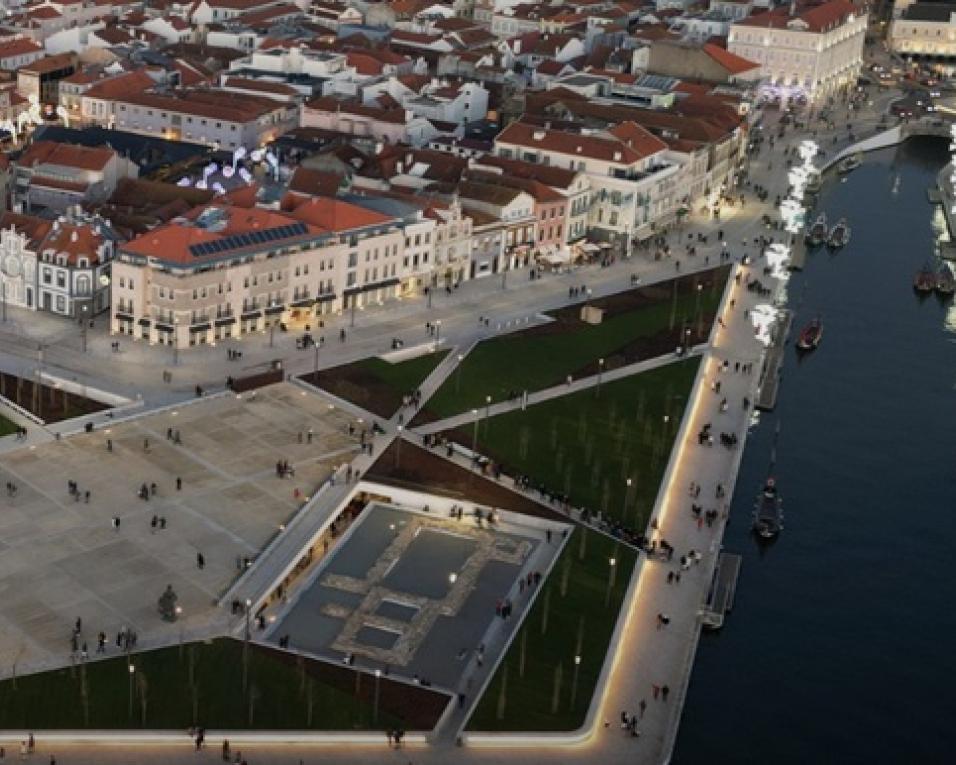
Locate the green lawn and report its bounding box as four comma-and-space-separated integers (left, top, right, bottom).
0, 638, 430, 730
304, 349, 448, 418
0, 412, 18, 437
467, 528, 638, 731
356, 350, 449, 397
424, 277, 722, 419
462, 357, 700, 529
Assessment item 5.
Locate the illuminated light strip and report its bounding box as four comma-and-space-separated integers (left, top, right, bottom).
0, 732, 428, 746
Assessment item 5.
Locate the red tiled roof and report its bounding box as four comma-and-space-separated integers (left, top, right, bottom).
288, 197, 395, 232
223, 77, 298, 96
287, 167, 342, 197
18, 53, 75, 75
123, 204, 326, 264
736, 0, 859, 33
346, 51, 384, 76
40, 224, 106, 265
81, 69, 154, 100
304, 95, 410, 124
0, 38, 43, 60
18, 140, 115, 171
496, 120, 666, 164
702, 43, 759, 74
0, 211, 52, 247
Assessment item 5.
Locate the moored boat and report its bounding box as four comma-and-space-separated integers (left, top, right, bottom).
827, 218, 850, 249
753, 477, 783, 539
837, 153, 862, 174
936, 263, 956, 295
805, 212, 828, 247
796, 317, 823, 351
914, 263, 936, 293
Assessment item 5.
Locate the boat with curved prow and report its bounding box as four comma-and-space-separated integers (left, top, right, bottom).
753, 477, 783, 539
805, 212, 828, 247
914, 263, 936, 294
936, 262, 955, 296
827, 218, 850, 249
796, 317, 823, 351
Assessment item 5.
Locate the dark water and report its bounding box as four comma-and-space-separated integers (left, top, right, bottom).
674, 138, 956, 765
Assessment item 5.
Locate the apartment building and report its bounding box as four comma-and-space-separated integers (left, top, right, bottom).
493, 119, 678, 248
110, 88, 298, 149
111, 200, 407, 349
728, 0, 867, 102
12, 140, 139, 214
889, 3, 956, 59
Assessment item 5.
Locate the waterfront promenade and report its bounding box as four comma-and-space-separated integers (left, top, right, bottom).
0, 79, 915, 764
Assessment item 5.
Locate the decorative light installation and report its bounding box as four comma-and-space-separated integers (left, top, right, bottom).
750, 138, 819, 343
948, 123, 956, 216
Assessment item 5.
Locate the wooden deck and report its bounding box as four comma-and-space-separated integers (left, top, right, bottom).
701, 552, 742, 630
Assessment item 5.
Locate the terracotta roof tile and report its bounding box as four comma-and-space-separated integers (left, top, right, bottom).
288, 197, 395, 232
18, 140, 115, 171
702, 43, 759, 74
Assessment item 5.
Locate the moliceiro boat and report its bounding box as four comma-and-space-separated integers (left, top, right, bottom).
796, 317, 823, 351
914, 263, 936, 294
827, 218, 850, 249
936, 263, 956, 295
753, 478, 783, 539
805, 212, 828, 247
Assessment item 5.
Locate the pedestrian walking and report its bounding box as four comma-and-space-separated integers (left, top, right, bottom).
176, 477, 182, 491
662, 685, 670, 701
652, 684, 661, 700
197, 552, 205, 569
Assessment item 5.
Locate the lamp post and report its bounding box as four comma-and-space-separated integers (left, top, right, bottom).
373, 669, 381, 723
501, 267, 508, 291
596, 358, 605, 398
435, 319, 442, 347
269, 320, 275, 348
585, 288, 593, 308
621, 478, 632, 525
313, 340, 320, 380
172, 317, 179, 366
471, 408, 479, 461
175, 605, 184, 648
571, 654, 581, 707
80, 304, 89, 353
485, 394, 491, 421
604, 557, 617, 606
395, 424, 403, 468
427, 285, 433, 309
455, 353, 464, 393
128, 663, 135, 718
350, 299, 357, 328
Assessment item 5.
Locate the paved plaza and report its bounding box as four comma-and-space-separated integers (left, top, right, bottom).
0, 383, 361, 676
269, 503, 553, 691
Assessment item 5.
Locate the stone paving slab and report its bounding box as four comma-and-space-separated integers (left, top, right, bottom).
0, 383, 361, 677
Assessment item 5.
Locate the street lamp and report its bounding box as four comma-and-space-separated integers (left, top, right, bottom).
313, 338, 321, 380
571, 654, 582, 707
435, 319, 442, 347
80, 303, 89, 353
455, 353, 464, 393
373, 669, 382, 723
604, 557, 617, 606
471, 408, 479, 462
395, 424, 403, 468
596, 358, 605, 398
449, 572, 457, 584
350, 299, 357, 328
128, 663, 135, 718
485, 394, 491, 421
621, 478, 632, 524
244, 598, 252, 639
172, 316, 179, 366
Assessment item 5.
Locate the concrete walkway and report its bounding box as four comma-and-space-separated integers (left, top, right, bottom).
413, 346, 706, 437
0, 80, 896, 764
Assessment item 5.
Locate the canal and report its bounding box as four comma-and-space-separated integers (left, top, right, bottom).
674, 137, 956, 764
